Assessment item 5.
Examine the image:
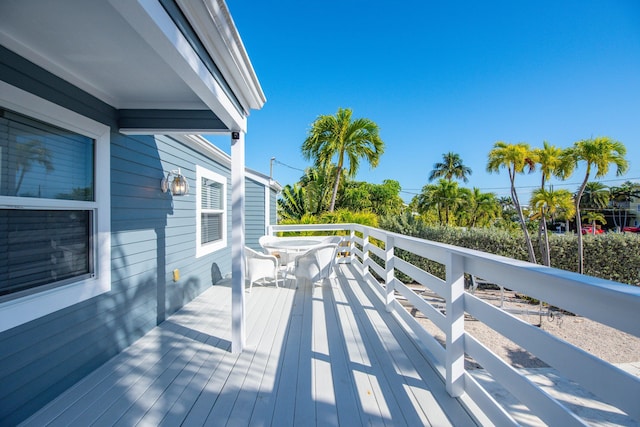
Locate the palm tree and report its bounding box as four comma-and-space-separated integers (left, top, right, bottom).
416, 179, 464, 226
277, 184, 308, 221
298, 164, 340, 214
580, 181, 610, 210
564, 137, 628, 273
582, 211, 606, 235
532, 142, 569, 265
487, 141, 537, 263
459, 188, 500, 228
530, 188, 575, 265
302, 108, 384, 212
428, 152, 472, 183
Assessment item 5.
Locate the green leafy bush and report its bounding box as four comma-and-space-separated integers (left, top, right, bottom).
547, 232, 640, 285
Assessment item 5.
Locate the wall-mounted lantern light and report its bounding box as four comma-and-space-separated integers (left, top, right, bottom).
161, 168, 189, 196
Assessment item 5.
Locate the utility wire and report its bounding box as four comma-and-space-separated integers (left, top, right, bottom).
272, 157, 640, 194
402, 176, 640, 194
273, 159, 306, 173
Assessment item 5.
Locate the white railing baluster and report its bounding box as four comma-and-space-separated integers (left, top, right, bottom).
445, 252, 465, 397
349, 227, 356, 264
385, 234, 395, 312
362, 228, 370, 276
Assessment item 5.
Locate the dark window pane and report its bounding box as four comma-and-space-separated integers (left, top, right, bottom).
0, 109, 94, 201
0, 209, 91, 296
201, 213, 222, 244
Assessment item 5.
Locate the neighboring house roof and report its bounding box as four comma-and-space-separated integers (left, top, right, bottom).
0, 0, 265, 133
174, 134, 282, 192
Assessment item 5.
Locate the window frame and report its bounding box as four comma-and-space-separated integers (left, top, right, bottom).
0, 81, 111, 332
195, 165, 227, 257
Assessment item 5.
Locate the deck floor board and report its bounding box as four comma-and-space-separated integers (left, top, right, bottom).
20, 266, 478, 427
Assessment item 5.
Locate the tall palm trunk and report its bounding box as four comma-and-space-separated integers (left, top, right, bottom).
539, 216, 550, 266
537, 210, 550, 266
328, 165, 341, 212
612, 205, 619, 230
509, 169, 537, 263
537, 178, 551, 267
575, 170, 590, 274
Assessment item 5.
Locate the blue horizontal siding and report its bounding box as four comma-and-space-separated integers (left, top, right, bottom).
0, 80, 240, 426
271, 189, 278, 225
245, 178, 266, 251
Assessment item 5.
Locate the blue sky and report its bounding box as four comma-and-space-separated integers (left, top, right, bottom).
212, 1, 640, 203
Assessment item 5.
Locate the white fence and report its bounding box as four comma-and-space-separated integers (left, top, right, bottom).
268, 223, 640, 426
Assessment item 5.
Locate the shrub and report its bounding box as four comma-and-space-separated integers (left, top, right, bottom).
547, 232, 640, 285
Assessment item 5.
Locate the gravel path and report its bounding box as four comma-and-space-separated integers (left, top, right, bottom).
403, 286, 640, 369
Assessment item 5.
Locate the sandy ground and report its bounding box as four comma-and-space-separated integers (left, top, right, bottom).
401, 286, 640, 370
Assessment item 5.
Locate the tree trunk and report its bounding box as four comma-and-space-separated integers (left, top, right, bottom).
575, 171, 590, 274
510, 171, 536, 264
538, 216, 547, 265
539, 214, 550, 266
328, 166, 341, 212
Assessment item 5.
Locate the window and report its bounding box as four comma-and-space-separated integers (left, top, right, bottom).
0, 81, 110, 332
196, 166, 227, 256
0, 110, 95, 297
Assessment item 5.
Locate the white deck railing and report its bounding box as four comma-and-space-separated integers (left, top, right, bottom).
268, 223, 640, 426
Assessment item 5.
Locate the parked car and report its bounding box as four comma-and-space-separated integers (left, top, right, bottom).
622, 226, 640, 233
581, 225, 604, 235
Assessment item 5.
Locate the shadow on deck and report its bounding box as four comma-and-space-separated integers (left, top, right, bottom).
21, 264, 479, 426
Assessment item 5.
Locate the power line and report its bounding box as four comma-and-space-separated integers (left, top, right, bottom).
273, 159, 306, 173
404, 176, 640, 194
271, 157, 640, 194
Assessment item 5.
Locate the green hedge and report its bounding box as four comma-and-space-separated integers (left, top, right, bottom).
379, 214, 640, 286
548, 233, 640, 285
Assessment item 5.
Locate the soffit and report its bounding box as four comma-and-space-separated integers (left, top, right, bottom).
0, 0, 207, 110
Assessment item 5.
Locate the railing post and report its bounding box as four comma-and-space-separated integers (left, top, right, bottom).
349, 227, 355, 264
385, 234, 395, 312
445, 252, 465, 397
362, 228, 370, 276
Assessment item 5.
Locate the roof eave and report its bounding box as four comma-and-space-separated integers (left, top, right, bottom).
176, 0, 266, 113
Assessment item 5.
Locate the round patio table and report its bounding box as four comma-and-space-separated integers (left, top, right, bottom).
261, 238, 323, 252
260, 238, 325, 271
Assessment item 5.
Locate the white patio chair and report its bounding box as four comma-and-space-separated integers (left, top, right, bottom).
259, 235, 298, 270
245, 246, 279, 293
294, 243, 339, 288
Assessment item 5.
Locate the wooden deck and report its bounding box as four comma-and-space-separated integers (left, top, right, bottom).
21, 264, 478, 426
